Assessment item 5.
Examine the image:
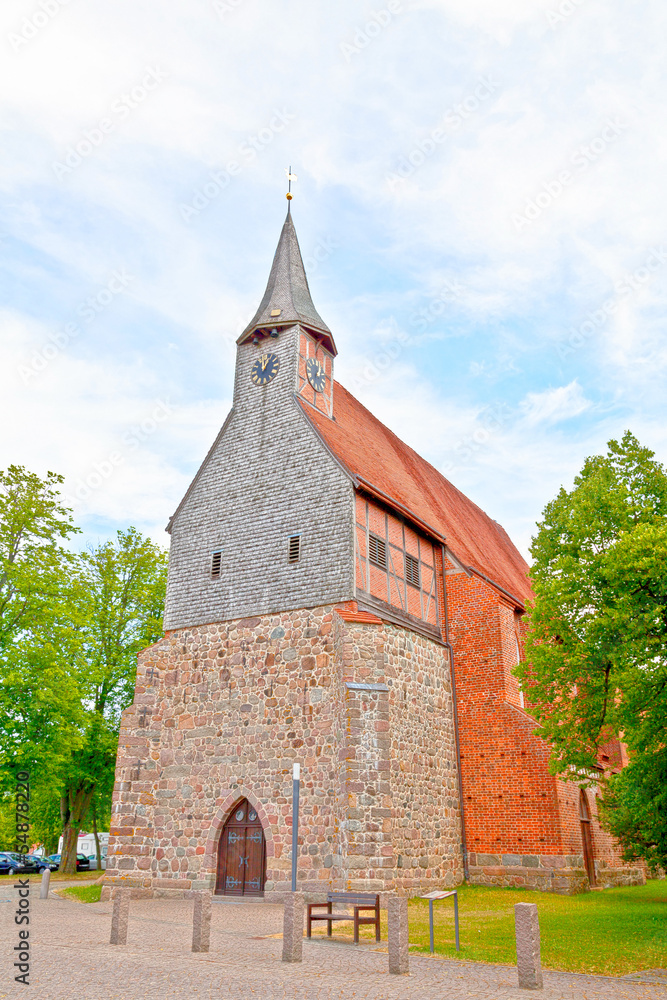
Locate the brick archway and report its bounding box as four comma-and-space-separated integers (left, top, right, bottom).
203, 789, 274, 883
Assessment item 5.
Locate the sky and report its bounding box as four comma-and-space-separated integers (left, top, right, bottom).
1, 0, 666, 561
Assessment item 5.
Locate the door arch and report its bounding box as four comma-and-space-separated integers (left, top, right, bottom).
215, 797, 266, 896
578, 789, 596, 887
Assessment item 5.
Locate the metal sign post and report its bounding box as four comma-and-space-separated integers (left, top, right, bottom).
420, 889, 460, 953
291, 763, 300, 892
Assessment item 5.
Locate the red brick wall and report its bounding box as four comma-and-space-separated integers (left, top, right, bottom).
446, 570, 565, 856
556, 780, 627, 869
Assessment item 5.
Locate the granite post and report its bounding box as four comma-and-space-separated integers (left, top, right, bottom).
110, 888, 131, 945
39, 868, 51, 899
192, 890, 212, 952
387, 896, 409, 974
515, 902, 543, 989
282, 892, 304, 963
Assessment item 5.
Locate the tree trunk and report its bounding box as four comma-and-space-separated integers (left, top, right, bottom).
60, 785, 95, 875
92, 802, 102, 871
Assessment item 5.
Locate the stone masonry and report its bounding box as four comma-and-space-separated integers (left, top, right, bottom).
105, 605, 463, 900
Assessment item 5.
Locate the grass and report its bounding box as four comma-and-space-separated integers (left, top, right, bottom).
309, 881, 667, 976
59, 884, 102, 903
0, 870, 98, 882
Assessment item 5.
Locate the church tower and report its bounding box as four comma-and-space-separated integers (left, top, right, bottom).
106, 204, 464, 901
164, 205, 353, 632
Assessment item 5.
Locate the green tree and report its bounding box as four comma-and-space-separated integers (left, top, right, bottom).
599, 747, 667, 873
0, 470, 168, 868
517, 432, 667, 867
0, 467, 81, 851
58, 528, 168, 873
0, 466, 78, 654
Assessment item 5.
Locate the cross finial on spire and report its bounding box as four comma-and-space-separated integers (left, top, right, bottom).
285, 166, 297, 203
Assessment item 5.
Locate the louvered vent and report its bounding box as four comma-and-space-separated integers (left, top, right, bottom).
405, 553, 420, 588
368, 534, 387, 569
288, 535, 301, 563
211, 550, 222, 579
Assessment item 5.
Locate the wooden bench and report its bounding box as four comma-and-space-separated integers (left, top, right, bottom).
306, 892, 381, 944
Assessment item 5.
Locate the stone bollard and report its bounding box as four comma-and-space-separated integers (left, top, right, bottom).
192, 890, 212, 953
39, 868, 51, 900
281, 892, 304, 963
387, 896, 409, 974
110, 888, 131, 946
515, 902, 543, 990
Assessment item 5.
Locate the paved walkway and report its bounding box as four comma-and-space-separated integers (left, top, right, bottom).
0, 890, 665, 1000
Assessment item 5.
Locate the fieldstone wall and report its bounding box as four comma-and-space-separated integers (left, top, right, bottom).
467, 852, 645, 894
332, 616, 463, 893
104, 605, 463, 901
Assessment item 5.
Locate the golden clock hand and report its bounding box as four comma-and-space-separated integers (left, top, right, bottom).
261, 355, 269, 371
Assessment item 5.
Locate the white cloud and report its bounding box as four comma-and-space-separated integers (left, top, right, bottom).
0, 0, 666, 560
519, 380, 591, 426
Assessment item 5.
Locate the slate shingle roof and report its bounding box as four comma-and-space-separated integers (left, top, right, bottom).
239, 208, 336, 354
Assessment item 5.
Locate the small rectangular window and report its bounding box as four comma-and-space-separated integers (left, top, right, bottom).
211, 550, 222, 579
368, 533, 387, 569
288, 535, 301, 563
405, 553, 420, 588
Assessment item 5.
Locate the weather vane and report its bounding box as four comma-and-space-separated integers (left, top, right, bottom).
285, 166, 297, 201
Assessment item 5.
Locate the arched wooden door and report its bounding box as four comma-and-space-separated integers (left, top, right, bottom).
215, 798, 266, 896
579, 789, 596, 887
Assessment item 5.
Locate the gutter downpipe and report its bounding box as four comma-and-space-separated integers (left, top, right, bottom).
441, 544, 469, 882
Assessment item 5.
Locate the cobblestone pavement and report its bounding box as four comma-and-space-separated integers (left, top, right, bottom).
0, 892, 665, 1000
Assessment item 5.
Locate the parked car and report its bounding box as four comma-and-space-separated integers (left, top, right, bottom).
0, 853, 41, 875
30, 855, 58, 872
86, 854, 107, 870
47, 853, 90, 872
0, 853, 20, 875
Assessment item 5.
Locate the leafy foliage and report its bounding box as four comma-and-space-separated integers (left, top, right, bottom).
57, 528, 168, 872
0, 466, 168, 869
600, 747, 667, 872
0, 466, 78, 653
517, 432, 667, 866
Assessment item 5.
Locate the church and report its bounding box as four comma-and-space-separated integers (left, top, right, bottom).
104, 203, 643, 901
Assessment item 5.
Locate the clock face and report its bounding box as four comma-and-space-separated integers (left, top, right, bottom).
250, 352, 280, 387
306, 357, 326, 392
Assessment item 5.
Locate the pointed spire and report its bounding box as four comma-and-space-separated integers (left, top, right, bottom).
238, 209, 336, 356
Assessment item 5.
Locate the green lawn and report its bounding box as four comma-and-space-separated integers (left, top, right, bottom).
0, 871, 98, 882
310, 881, 667, 976
59, 884, 102, 903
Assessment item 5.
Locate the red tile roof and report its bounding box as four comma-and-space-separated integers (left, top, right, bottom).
299, 382, 532, 607
335, 608, 384, 624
